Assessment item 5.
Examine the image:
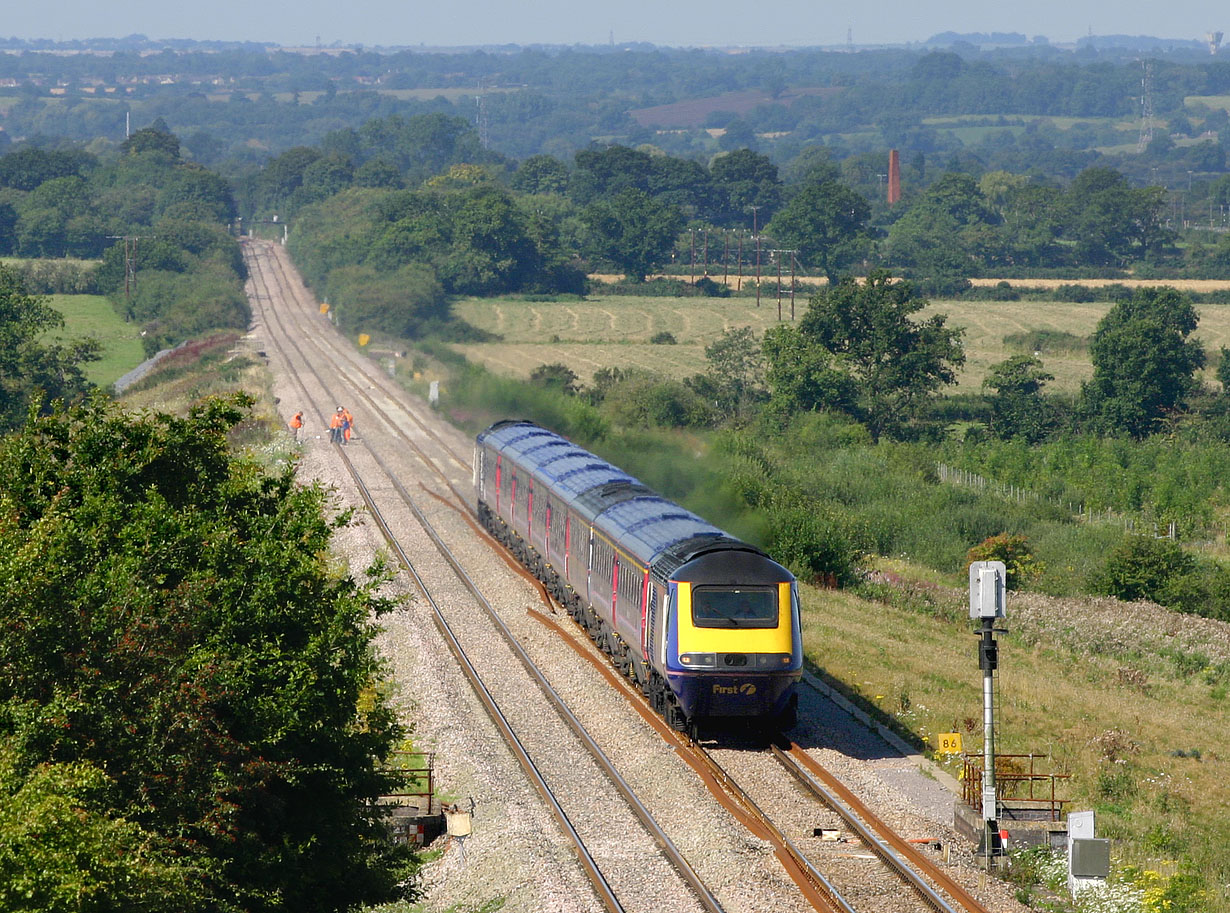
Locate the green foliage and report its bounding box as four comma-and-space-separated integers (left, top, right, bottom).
965, 533, 1044, 590
0, 264, 99, 430
1002, 329, 1089, 355
601, 373, 714, 429
1093, 534, 1196, 604
766, 179, 869, 283
0, 396, 418, 911
764, 503, 866, 587
762, 323, 857, 417
0, 741, 201, 912
528, 362, 580, 395
116, 263, 250, 356
1084, 287, 1205, 438
983, 354, 1055, 442
323, 262, 447, 338
792, 272, 965, 440
688, 326, 766, 419
581, 188, 683, 281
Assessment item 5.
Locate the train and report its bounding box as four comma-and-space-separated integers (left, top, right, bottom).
474, 420, 802, 737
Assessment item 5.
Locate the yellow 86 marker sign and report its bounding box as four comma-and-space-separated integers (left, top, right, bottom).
937, 732, 964, 755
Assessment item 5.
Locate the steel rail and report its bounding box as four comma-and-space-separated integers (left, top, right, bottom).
773, 743, 989, 913
254, 241, 472, 469
247, 242, 726, 913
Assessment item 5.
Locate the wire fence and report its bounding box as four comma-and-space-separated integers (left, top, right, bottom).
935, 463, 1179, 539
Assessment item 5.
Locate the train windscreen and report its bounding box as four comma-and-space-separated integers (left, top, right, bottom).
691, 586, 778, 628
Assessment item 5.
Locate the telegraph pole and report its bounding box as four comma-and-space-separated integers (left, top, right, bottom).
106, 235, 148, 307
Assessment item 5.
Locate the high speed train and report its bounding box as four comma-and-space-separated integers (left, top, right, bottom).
474, 420, 802, 735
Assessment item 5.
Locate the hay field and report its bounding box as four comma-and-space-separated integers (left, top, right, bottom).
451, 295, 791, 383
453, 295, 1230, 394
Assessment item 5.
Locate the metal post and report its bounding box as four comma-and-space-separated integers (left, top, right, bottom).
980, 616, 1001, 867
970, 561, 1005, 867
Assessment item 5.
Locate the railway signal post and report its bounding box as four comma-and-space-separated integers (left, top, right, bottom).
969, 560, 1006, 866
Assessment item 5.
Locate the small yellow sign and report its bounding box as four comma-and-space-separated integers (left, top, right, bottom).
358, 334, 370, 347
319, 303, 329, 314
937, 732, 964, 755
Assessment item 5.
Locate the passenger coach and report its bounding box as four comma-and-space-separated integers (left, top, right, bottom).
475, 420, 802, 735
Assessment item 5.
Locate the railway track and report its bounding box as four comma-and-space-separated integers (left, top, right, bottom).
242, 239, 1011, 913
246, 241, 727, 913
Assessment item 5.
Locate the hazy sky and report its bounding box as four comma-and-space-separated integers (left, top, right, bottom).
9, 0, 1226, 49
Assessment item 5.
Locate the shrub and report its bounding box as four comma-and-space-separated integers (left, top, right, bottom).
966, 533, 1044, 590
1054, 283, 1097, 303
649, 330, 677, 345
528, 362, 580, 395
765, 502, 865, 587
1091, 534, 1195, 604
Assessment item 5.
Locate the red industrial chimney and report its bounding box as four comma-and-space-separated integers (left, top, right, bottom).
887, 149, 901, 205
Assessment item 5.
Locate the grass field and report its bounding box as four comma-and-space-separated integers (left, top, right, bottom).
452, 293, 1230, 395
45, 294, 146, 388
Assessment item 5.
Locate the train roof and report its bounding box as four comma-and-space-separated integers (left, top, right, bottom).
591, 495, 723, 567
477, 421, 784, 579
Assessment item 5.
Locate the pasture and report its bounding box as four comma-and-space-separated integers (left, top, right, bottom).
452, 292, 1230, 394
45, 294, 146, 388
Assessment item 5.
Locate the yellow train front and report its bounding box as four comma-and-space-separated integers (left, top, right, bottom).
650, 543, 802, 733
474, 420, 803, 737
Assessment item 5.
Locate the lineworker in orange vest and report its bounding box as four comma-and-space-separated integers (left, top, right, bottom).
289, 410, 303, 441
329, 407, 345, 444
341, 407, 354, 443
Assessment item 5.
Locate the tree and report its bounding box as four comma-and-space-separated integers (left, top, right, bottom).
983, 354, 1054, 441
570, 145, 653, 204
0, 396, 417, 911
1083, 287, 1205, 437
766, 180, 870, 284
0, 743, 199, 913
794, 272, 965, 439
512, 154, 570, 195
709, 148, 782, 227
121, 124, 181, 160
0, 264, 98, 429
581, 189, 683, 281
689, 326, 765, 418
1064, 167, 1172, 266
762, 323, 857, 417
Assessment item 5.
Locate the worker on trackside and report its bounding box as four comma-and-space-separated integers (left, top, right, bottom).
289, 410, 303, 441
329, 407, 345, 444
341, 406, 354, 443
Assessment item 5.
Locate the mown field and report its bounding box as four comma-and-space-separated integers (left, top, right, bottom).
46, 293, 146, 388
452, 293, 1230, 394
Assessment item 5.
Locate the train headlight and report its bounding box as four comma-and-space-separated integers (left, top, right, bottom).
751, 653, 795, 668
679, 652, 716, 669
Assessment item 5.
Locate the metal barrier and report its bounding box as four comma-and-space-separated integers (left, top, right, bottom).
962, 753, 1070, 821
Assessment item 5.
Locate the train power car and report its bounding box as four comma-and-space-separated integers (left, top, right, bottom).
474, 420, 802, 736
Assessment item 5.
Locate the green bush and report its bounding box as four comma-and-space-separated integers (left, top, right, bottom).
765, 502, 865, 587
965, 533, 1044, 590
1092, 534, 1196, 604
